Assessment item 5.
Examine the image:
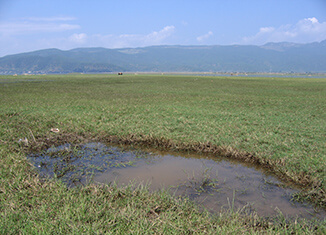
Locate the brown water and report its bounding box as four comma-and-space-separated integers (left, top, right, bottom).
28, 142, 325, 219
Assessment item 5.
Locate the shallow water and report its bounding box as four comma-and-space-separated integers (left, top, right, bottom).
28, 142, 325, 219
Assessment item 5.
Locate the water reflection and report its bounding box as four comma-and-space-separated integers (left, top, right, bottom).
28, 142, 325, 219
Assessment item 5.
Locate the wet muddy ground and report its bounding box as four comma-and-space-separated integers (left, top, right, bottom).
28, 142, 325, 219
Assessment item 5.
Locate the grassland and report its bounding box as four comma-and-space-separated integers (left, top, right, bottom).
0, 74, 325, 233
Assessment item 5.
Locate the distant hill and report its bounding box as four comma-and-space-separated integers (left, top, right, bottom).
1, 40, 326, 74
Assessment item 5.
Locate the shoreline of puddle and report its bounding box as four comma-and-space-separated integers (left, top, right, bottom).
28, 142, 326, 220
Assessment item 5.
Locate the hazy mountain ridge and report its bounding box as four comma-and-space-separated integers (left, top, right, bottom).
1, 40, 326, 74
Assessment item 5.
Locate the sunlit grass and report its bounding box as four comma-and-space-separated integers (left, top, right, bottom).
0, 74, 325, 233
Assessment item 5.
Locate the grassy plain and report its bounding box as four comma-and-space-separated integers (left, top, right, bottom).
0, 74, 325, 233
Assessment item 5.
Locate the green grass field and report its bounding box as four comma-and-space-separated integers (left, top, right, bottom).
1, 74, 325, 233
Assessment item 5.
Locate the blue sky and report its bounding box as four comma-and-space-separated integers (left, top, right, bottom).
0, 0, 326, 57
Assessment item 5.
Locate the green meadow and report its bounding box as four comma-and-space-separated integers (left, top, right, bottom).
0, 74, 325, 233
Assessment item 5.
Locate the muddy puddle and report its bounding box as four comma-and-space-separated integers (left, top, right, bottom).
28, 142, 325, 219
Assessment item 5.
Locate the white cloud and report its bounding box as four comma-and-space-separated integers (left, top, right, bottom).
0, 22, 80, 35
69, 33, 87, 44
259, 27, 275, 33
89, 25, 176, 48
0, 25, 176, 57
0, 16, 80, 36
242, 17, 326, 44
196, 31, 213, 42
145, 25, 175, 42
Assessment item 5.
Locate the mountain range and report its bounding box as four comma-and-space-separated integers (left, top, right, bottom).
1, 40, 326, 74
